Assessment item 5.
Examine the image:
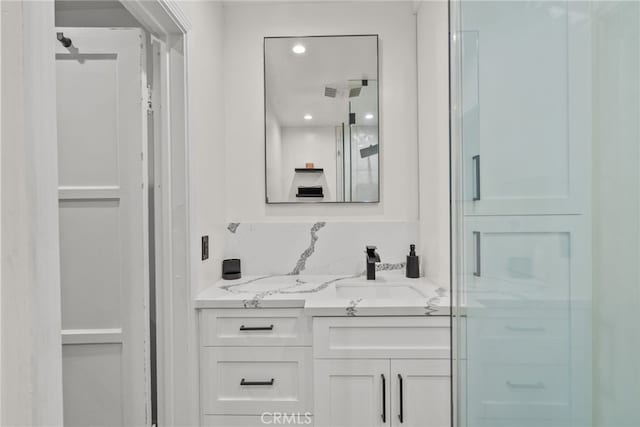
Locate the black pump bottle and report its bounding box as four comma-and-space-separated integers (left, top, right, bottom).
406, 244, 420, 278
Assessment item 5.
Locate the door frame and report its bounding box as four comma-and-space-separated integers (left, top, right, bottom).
114, 2, 196, 425
23, 1, 195, 425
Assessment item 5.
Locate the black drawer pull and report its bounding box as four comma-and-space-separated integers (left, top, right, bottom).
239, 324, 274, 331
240, 378, 275, 386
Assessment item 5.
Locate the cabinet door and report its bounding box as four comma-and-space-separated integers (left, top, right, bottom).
391, 360, 450, 427
463, 215, 589, 427
314, 360, 390, 427
460, 1, 590, 216
463, 215, 588, 301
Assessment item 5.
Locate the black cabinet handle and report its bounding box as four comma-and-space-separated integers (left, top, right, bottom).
239, 324, 274, 331
473, 231, 481, 277
472, 155, 481, 201
240, 378, 274, 386
381, 374, 386, 423
398, 374, 404, 423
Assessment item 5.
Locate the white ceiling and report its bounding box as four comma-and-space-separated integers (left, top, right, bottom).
265, 35, 378, 127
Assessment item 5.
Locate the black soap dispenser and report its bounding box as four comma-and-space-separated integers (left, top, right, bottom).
406, 244, 420, 278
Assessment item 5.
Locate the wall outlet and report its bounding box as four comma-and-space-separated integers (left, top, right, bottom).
201, 235, 209, 260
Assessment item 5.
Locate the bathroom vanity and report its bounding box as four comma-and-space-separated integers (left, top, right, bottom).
196, 8, 452, 427
195, 272, 451, 427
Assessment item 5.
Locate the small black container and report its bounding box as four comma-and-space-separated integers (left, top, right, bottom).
222, 258, 241, 280
406, 244, 420, 279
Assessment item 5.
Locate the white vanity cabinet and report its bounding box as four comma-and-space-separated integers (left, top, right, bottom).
314, 359, 450, 427
198, 310, 451, 427
314, 359, 390, 427
313, 317, 451, 427
199, 309, 314, 426
391, 360, 451, 427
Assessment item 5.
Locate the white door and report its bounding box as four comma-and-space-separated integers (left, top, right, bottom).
391, 360, 450, 427
314, 359, 390, 427
56, 28, 150, 427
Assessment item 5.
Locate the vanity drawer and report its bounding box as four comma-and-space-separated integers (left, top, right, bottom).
200, 308, 312, 346
467, 316, 569, 364
470, 363, 570, 421
201, 347, 313, 415
471, 316, 568, 339
313, 317, 450, 359
469, 305, 569, 320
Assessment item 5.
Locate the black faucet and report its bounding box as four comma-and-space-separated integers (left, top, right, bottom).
366, 245, 381, 280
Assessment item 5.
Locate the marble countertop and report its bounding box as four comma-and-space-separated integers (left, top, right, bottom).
195, 270, 450, 316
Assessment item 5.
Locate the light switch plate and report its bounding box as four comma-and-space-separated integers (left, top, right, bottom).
201, 235, 209, 260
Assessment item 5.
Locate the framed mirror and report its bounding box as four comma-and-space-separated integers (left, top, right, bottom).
264, 35, 379, 204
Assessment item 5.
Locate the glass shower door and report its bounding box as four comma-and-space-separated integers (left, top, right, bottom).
348, 80, 379, 202
451, 1, 640, 427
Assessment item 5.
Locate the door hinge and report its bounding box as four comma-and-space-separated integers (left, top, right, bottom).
146, 84, 153, 110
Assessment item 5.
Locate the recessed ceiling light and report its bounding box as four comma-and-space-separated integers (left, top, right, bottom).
304, 114, 313, 120
292, 44, 306, 54
365, 113, 375, 120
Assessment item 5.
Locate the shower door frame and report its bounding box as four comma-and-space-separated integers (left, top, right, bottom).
448, 2, 465, 427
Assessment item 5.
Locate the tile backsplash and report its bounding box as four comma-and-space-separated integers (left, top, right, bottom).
224, 221, 419, 276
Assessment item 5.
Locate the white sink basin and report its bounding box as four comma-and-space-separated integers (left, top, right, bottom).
335, 282, 425, 299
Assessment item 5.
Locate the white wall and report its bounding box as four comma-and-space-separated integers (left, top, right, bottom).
416, 1, 450, 287
280, 126, 337, 202
223, 1, 418, 221
1, 1, 64, 425
182, 1, 227, 292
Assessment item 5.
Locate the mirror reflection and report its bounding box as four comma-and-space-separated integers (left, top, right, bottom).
264, 35, 379, 203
